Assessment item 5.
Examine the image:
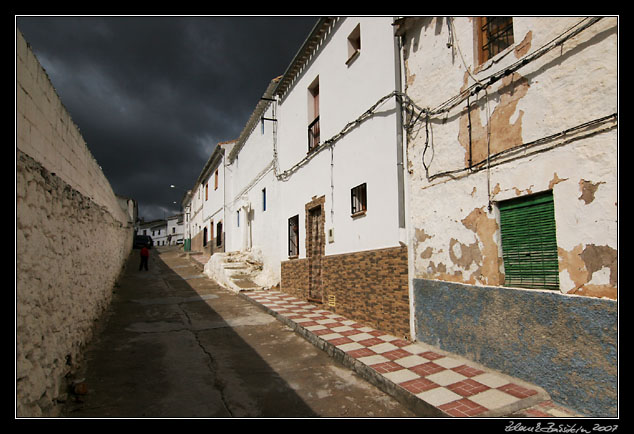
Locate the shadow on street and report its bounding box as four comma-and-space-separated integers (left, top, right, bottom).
61, 247, 415, 418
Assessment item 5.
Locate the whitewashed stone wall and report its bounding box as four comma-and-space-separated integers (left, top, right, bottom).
16, 29, 133, 417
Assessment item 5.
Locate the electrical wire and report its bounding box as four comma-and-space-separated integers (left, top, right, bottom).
414, 16, 610, 185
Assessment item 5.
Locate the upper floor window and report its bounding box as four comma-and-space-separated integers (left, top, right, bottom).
214, 169, 219, 190
346, 24, 361, 65
478, 17, 514, 64
308, 76, 320, 152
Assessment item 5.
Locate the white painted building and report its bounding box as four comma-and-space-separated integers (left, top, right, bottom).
276, 17, 406, 256
166, 213, 184, 245
136, 219, 168, 246
222, 79, 282, 286
271, 17, 410, 336
202, 17, 411, 336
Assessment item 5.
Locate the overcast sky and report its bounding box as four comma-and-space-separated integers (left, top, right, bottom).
16, 15, 319, 221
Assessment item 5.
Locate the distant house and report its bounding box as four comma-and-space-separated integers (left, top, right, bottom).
166, 213, 184, 245
136, 219, 167, 246
182, 141, 234, 254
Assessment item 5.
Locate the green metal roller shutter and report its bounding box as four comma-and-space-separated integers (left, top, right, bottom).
499, 191, 560, 290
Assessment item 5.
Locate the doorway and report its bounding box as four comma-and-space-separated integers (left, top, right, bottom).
306, 197, 325, 303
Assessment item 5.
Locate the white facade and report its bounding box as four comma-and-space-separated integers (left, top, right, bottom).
275, 17, 405, 260
150, 222, 168, 246
166, 214, 184, 245
186, 17, 408, 297
180, 18, 405, 292
199, 143, 229, 250
224, 80, 282, 284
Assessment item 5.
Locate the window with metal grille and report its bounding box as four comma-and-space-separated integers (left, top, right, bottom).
351, 183, 367, 215
499, 191, 560, 290
288, 215, 299, 257
479, 17, 514, 63
308, 77, 320, 152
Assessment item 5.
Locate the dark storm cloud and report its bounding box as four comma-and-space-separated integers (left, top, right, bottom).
16, 15, 318, 220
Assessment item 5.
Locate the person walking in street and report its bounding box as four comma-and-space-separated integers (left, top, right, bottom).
139, 246, 149, 271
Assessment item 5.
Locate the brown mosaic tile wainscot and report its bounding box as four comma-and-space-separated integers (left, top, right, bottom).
281, 246, 410, 339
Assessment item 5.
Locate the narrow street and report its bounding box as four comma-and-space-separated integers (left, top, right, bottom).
61, 246, 416, 418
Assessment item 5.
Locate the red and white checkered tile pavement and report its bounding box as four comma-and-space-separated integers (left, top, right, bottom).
244, 290, 555, 418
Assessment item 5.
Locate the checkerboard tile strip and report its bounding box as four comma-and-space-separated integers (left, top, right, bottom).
244, 290, 545, 418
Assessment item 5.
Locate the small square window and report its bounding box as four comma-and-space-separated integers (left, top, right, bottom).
351, 183, 367, 216
478, 17, 514, 64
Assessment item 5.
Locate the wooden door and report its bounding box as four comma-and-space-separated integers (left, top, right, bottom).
307, 205, 323, 302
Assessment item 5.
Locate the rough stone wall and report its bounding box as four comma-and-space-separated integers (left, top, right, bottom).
281, 246, 410, 339
16, 152, 133, 416
16, 29, 133, 417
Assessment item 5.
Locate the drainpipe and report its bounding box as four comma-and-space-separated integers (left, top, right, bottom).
393, 17, 417, 341
393, 18, 406, 233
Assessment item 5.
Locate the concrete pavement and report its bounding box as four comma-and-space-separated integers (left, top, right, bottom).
60, 247, 416, 418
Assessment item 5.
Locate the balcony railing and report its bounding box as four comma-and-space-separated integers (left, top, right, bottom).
308, 116, 320, 152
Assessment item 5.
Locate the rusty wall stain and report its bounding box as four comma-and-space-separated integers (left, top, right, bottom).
449, 238, 482, 269
514, 31, 532, 58
424, 261, 466, 283
415, 228, 432, 243
461, 207, 503, 285
419, 246, 433, 259
458, 73, 530, 168
559, 244, 617, 300
549, 172, 568, 190
580, 244, 617, 287
579, 179, 605, 204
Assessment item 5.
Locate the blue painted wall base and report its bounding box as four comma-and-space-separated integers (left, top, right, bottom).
412, 278, 617, 417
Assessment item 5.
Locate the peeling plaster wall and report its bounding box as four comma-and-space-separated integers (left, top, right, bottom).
400, 17, 617, 416
403, 17, 617, 299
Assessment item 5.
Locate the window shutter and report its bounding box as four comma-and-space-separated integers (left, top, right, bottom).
499, 191, 559, 290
